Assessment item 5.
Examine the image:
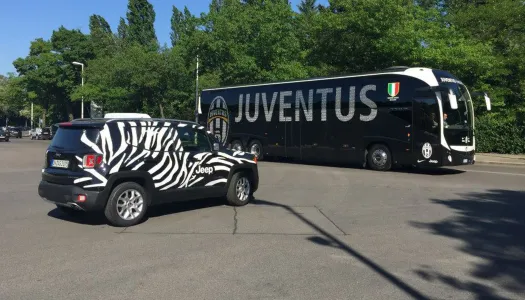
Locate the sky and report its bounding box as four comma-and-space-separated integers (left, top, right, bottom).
0, 0, 324, 76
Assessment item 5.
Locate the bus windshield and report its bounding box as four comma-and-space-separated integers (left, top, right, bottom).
442, 83, 473, 130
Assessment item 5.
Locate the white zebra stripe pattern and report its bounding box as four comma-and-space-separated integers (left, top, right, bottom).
75, 120, 255, 191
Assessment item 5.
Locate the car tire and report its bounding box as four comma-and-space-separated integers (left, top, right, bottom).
230, 140, 243, 152
104, 182, 148, 227
226, 172, 253, 206
247, 140, 264, 160
367, 144, 392, 171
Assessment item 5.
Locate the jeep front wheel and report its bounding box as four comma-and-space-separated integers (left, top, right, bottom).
104, 182, 148, 227
226, 172, 252, 206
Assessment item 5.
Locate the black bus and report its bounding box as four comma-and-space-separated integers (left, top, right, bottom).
197, 67, 491, 171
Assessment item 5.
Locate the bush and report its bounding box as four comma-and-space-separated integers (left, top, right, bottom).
475, 112, 525, 154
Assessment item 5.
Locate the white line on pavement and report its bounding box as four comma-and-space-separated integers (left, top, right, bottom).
467, 169, 525, 176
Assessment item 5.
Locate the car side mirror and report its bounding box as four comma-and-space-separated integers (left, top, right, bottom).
213, 142, 220, 152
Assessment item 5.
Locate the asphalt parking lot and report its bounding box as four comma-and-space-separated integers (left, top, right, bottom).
1, 138, 524, 300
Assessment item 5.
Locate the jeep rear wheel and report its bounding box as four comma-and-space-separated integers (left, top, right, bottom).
226, 172, 253, 206
104, 182, 148, 227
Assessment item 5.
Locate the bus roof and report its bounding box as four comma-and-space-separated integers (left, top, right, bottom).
202, 67, 441, 91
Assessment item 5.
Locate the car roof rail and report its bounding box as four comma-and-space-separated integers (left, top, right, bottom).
104, 113, 152, 119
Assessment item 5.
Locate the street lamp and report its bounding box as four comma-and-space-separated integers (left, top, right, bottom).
72, 61, 84, 119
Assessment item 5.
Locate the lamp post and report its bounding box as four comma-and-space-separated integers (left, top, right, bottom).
72, 61, 84, 119
194, 55, 199, 123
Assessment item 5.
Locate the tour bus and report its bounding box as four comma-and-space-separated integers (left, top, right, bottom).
197, 66, 491, 171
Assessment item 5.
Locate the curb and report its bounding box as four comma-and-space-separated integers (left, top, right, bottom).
475, 160, 525, 166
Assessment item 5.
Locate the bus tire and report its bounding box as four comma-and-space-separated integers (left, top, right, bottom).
231, 140, 243, 152
367, 144, 392, 171
247, 140, 264, 160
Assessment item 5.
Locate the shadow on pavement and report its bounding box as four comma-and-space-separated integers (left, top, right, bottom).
392, 166, 465, 176
47, 197, 225, 226
253, 199, 431, 300
142, 197, 225, 221
262, 156, 464, 176
410, 189, 525, 299
47, 207, 107, 226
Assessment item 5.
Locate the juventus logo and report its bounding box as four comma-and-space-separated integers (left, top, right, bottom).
422, 142, 432, 159
207, 96, 230, 145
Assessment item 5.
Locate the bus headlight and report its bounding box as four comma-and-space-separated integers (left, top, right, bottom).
448, 155, 452, 162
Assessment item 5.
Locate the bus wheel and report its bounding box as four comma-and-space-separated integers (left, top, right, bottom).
231, 140, 244, 152
367, 144, 392, 171
248, 140, 264, 160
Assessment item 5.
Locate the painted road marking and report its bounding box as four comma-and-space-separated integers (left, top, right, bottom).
467, 169, 525, 177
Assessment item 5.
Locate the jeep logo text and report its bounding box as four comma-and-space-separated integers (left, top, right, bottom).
195, 166, 214, 175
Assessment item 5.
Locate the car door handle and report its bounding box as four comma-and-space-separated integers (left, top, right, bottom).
144, 158, 158, 163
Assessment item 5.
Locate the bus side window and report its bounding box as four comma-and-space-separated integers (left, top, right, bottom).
389, 110, 412, 124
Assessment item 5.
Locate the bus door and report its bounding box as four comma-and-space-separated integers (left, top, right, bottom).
285, 113, 301, 159
412, 90, 442, 165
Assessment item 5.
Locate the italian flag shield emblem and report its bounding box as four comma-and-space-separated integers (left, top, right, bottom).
388, 82, 400, 97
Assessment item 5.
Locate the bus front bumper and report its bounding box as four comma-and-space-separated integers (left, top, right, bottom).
443, 149, 475, 166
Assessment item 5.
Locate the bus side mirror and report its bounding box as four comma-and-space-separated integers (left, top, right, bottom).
448, 89, 458, 110
484, 93, 491, 111
472, 91, 492, 111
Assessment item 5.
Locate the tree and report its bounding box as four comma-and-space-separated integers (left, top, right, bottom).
170, 6, 199, 47
191, 0, 307, 86
298, 0, 317, 15
89, 14, 115, 57
117, 17, 128, 40
51, 26, 95, 120
74, 44, 193, 119
125, 0, 158, 50
12, 39, 62, 127
444, 0, 525, 109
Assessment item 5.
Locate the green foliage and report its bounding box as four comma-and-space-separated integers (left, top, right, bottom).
4, 0, 525, 153
117, 17, 128, 40
475, 112, 525, 154
89, 15, 116, 57
170, 6, 198, 47
445, 0, 525, 109
76, 45, 193, 119
125, 0, 158, 50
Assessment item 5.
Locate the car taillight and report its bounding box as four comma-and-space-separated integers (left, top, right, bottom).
83, 154, 103, 168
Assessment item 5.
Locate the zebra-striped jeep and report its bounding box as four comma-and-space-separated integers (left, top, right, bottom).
38, 118, 259, 227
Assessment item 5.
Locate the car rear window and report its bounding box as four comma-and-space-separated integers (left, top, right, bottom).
50, 127, 100, 150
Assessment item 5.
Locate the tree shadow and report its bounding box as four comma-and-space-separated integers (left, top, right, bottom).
253, 199, 431, 300
410, 189, 525, 299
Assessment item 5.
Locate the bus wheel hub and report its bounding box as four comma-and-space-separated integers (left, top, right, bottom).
372, 150, 387, 166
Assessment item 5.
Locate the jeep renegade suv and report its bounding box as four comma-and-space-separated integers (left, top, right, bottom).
38, 118, 259, 227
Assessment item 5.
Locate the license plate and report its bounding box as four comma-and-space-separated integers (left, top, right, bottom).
51, 159, 70, 168
463, 159, 468, 164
